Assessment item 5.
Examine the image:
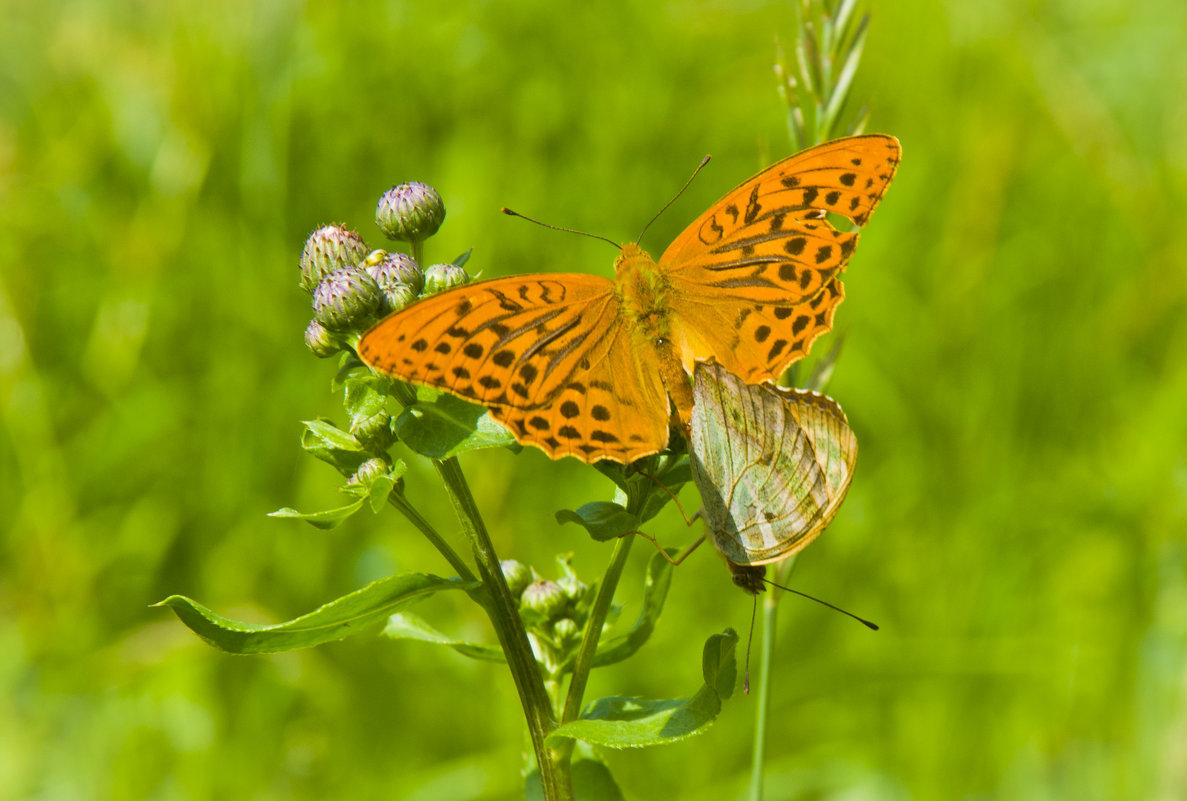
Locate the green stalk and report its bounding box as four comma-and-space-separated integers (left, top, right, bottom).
747, 587, 778, 801
433, 456, 571, 800
560, 533, 635, 728
385, 491, 476, 582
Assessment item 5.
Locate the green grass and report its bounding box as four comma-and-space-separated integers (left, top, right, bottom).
2, 0, 1185, 798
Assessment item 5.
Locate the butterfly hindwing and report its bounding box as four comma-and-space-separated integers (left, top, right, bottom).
690, 360, 857, 566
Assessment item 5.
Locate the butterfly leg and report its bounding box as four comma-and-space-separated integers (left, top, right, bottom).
618, 529, 707, 566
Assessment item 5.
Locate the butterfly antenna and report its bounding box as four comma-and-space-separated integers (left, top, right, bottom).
636, 155, 712, 246
763, 579, 879, 630
501, 208, 619, 250
743, 594, 758, 695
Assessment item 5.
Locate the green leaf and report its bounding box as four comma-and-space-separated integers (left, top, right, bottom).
702, 627, 739, 700
382, 612, 505, 663
154, 573, 478, 654
366, 474, 395, 513
547, 629, 738, 749
591, 550, 675, 666
343, 374, 390, 427
395, 386, 517, 459
451, 248, 473, 268
300, 418, 369, 474
268, 497, 366, 530
555, 502, 639, 542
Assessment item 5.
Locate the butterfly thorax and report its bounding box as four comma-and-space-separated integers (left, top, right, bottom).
614, 243, 674, 339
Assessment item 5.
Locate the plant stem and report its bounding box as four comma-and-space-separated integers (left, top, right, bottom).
560, 533, 635, 728
433, 456, 570, 800
747, 591, 778, 801
385, 491, 476, 583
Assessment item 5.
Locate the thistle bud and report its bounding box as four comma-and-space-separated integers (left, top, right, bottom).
520, 580, 568, 622
351, 409, 396, 453
500, 560, 533, 598
365, 251, 424, 295
376, 182, 445, 243
348, 456, 389, 488
422, 263, 469, 296
557, 575, 588, 605
304, 319, 341, 358
552, 618, 581, 648
312, 267, 383, 332
299, 225, 369, 293
364, 252, 424, 313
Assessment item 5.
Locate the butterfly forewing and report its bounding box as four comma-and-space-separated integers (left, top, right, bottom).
359, 275, 620, 409
660, 135, 899, 384
489, 325, 670, 462
689, 361, 858, 566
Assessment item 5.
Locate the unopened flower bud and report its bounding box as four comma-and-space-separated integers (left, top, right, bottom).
376, 182, 445, 243
365, 251, 424, 296
552, 618, 580, 647
312, 267, 383, 332
521, 580, 568, 621
300, 225, 369, 293
348, 456, 389, 488
557, 575, 588, 605
304, 319, 341, 358
501, 560, 533, 598
351, 409, 396, 452
422, 263, 469, 296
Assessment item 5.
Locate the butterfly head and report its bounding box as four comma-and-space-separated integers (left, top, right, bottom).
728, 563, 767, 596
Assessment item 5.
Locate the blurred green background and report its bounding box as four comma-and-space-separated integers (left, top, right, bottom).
3, 0, 1185, 798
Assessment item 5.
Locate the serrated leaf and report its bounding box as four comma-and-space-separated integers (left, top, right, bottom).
592, 550, 675, 666
547, 630, 738, 749
395, 387, 517, 459
556, 502, 639, 542
154, 573, 477, 654
268, 498, 366, 530
382, 612, 505, 663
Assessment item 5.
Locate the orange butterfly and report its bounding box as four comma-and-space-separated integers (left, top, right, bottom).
359, 135, 900, 464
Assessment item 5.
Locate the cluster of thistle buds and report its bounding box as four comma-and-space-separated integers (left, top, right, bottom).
502, 558, 596, 678
299, 181, 469, 357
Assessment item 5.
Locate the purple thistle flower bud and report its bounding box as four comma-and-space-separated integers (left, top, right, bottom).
299, 225, 369, 293
377, 283, 419, 315
365, 251, 424, 296
312, 267, 383, 333
304, 319, 341, 358
376, 182, 445, 243
422, 262, 469, 296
